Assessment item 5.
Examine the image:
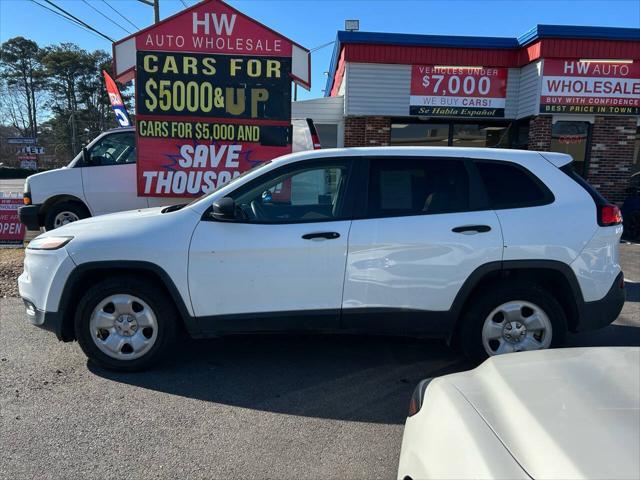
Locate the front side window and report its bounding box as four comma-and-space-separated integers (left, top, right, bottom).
367, 158, 470, 217
87, 133, 136, 166
231, 161, 350, 223
476, 161, 551, 209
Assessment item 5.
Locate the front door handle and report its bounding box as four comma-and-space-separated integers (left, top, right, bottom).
302, 232, 340, 240
452, 225, 492, 234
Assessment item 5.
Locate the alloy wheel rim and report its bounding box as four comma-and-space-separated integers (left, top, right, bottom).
89, 294, 158, 360
481, 300, 552, 356
53, 211, 79, 228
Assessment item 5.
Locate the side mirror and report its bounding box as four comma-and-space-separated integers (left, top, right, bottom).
211, 197, 236, 221
82, 147, 90, 165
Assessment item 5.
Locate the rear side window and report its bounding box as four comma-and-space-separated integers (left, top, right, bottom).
367, 157, 470, 217
560, 164, 608, 205
475, 161, 552, 209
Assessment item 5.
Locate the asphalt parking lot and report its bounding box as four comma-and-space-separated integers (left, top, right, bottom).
1, 244, 639, 479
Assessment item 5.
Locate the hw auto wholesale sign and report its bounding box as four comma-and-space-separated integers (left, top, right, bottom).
410, 66, 508, 117
112, 0, 310, 197
541, 59, 640, 115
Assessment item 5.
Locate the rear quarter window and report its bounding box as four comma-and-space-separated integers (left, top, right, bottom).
475, 161, 554, 209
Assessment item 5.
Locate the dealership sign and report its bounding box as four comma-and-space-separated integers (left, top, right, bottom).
540, 59, 640, 115
18, 155, 37, 170
7, 137, 36, 145
0, 195, 25, 247
112, 0, 310, 197
17, 146, 44, 154
410, 66, 508, 117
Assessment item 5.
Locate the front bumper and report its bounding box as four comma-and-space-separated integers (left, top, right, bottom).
22, 298, 64, 340
18, 246, 76, 335
19, 204, 41, 230
576, 271, 626, 332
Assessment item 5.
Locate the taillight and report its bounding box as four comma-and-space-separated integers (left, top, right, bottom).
598, 204, 622, 226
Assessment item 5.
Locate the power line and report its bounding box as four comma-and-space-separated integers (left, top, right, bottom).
180, 0, 189, 8
310, 40, 335, 53
81, 0, 132, 35
100, 0, 140, 31
41, 0, 115, 42
29, 0, 111, 42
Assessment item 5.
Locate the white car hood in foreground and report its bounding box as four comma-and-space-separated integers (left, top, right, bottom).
52, 206, 167, 232
448, 347, 640, 480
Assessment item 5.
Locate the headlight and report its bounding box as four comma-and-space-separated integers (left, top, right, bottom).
27, 236, 73, 250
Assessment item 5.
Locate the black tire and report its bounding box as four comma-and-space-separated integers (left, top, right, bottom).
74, 276, 179, 371
44, 201, 90, 231
458, 282, 567, 363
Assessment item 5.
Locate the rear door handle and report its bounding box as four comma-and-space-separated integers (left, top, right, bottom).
302, 232, 340, 240
452, 225, 492, 234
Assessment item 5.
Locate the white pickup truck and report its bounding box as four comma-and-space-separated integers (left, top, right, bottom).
19, 120, 320, 230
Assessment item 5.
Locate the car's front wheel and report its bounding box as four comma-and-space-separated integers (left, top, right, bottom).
459, 282, 567, 362
74, 277, 178, 371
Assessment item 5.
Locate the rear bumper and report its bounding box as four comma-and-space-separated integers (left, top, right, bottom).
575, 272, 625, 332
19, 204, 41, 230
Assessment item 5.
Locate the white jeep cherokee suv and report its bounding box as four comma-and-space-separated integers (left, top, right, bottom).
18, 147, 625, 371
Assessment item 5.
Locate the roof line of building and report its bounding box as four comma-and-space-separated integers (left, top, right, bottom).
324, 24, 640, 95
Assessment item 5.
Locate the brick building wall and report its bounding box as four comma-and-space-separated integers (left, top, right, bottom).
344, 116, 390, 147
587, 116, 637, 204
527, 116, 552, 151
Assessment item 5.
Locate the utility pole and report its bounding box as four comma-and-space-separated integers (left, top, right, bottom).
68, 113, 78, 155
135, 0, 160, 24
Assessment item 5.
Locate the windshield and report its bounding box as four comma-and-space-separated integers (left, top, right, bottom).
185, 160, 273, 207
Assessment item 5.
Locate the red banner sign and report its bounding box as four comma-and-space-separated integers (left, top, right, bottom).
410, 66, 508, 117
0, 196, 25, 246
137, 121, 290, 196
541, 59, 640, 115
134, 1, 292, 56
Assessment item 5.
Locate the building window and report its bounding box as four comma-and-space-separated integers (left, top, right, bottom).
315, 124, 338, 148
550, 121, 591, 177
391, 121, 517, 148
390, 123, 449, 146
510, 120, 529, 149
452, 124, 510, 148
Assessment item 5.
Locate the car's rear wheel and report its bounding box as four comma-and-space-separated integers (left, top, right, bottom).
74, 277, 178, 371
44, 201, 89, 231
459, 283, 567, 362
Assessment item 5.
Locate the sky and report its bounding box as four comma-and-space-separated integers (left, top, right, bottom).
1, 0, 639, 100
